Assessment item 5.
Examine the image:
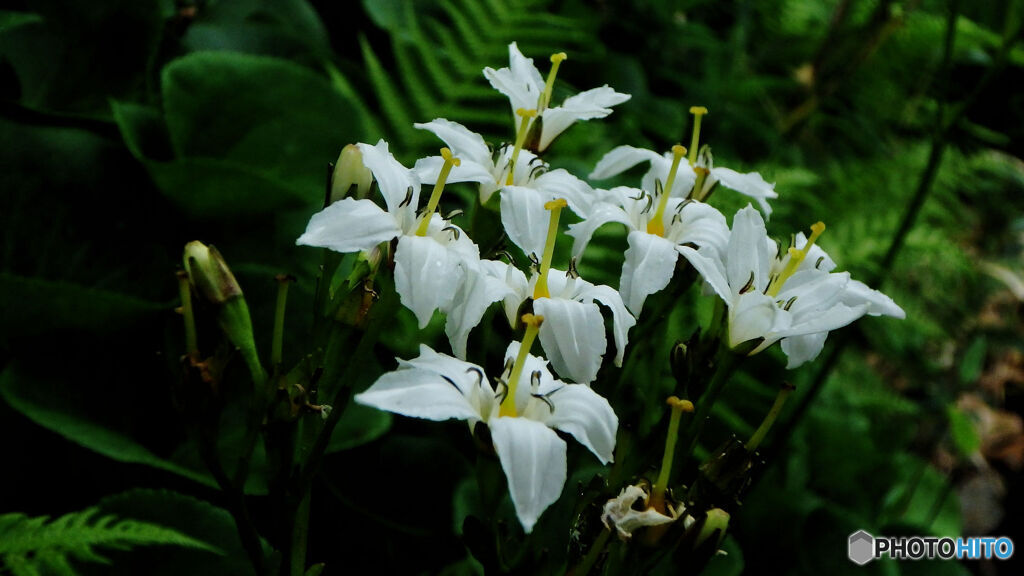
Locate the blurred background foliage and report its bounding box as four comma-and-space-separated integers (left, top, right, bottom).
1, 0, 1022, 574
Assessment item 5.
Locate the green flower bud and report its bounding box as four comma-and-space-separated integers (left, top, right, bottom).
183, 241, 242, 304
329, 144, 373, 203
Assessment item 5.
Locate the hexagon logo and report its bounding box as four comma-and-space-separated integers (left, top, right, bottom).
848, 530, 875, 565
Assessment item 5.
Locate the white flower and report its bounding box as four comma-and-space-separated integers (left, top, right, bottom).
297, 140, 478, 328
601, 484, 690, 541
678, 205, 905, 367
503, 267, 635, 384
354, 340, 618, 533
567, 183, 730, 315
413, 118, 595, 205
591, 145, 778, 217
483, 42, 630, 152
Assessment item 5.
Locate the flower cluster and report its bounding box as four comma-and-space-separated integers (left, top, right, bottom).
296, 42, 904, 534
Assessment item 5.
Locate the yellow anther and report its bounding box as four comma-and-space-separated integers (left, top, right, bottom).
646, 144, 687, 237
550, 52, 568, 64
516, 108, 538, 119
440, 147, 461, 167
808, 221, 826, 242
521, 313, 545, 327
688, 106, 708, 166
544, 198, 568, 210
666, 396, 695, 413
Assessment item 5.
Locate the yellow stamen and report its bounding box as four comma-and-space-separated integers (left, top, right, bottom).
649, 396, 695, 514
415, 147, 461, 236
767, 221, 826, 296
499, 313, 545, 417
687, 106, 708, 166
646, 144, 687, 237
532, 198, 568, 300
540, 52, 568, 111
507, 108, 538, 185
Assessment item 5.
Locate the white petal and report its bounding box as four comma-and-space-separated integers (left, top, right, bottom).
501, 264, 531, 327
534, 297, 606, 384
525, 384, 618, 464
641, 155, 696, 199
842, 279, 905, 318
729, 291, 785, 349
394, 235, 464, 328
413, 118, 492, 167
490, 417, 566, 533
296, 198, 400, 253
727, 205, 773, 292
445, 261, 516, 359
500, 186, 549, 261
780, 332, 828, 369
666, 199, 730, 253
534, 169, 597, 217
566, 197, 631, 258
356, 140, 420, 216
538, 86, 630, 151
413, 156, 494, 186
621, 231, 679, 315
483, 43, 543, 115
772, 303, 866, 340
590, 146, 663, 180
711, 167, 777, 217
355, 345, 484, 422
677, 246, 731, 303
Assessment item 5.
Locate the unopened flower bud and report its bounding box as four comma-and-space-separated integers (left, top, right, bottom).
329, 144, 373, 203
694, 508, 729, 550
183, 241, 242, 304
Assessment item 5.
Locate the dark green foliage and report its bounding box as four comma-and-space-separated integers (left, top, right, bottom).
0, 506, 220, 576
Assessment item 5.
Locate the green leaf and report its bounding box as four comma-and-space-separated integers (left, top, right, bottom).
947, 405, 981, 457
95, 489, 261, 576
0, 272, 165, 348
0, 10, 41, 33
0, 363, 215, 489
0, 506, 220, 575
181, 0, 331, 61
0, 0, 162, 116
325, 402, 393, 453
958, 336, 987, 384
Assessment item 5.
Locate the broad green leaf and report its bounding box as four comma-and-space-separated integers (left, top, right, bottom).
326, 402, 393, 453
0, 273, 165, 348
0, 0, 162, 116
0, 363, 215, 489
0, 10, 41, 33
181, 0, 331, 61
96, 489, 261, 576
145, 156, 315, 219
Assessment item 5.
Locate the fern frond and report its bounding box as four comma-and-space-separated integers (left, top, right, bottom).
0, 508, 221, 575
354, 0, 601, 152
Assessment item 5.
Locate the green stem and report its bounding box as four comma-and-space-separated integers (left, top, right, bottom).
177, 271, 198, 356
570, 528, 611, 576
680, 348, 742, 467
271, 275, 292, 370
289, 491, 311, 576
